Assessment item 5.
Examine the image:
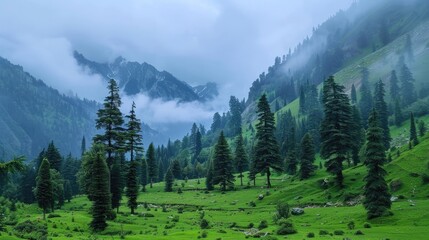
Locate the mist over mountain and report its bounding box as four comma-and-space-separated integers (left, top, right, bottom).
74, 51, 218, 103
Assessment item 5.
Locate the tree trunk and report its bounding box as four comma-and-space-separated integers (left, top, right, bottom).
150, 178, 153, 188
43, 208, 46, 220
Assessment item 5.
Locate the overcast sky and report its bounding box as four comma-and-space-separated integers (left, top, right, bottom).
0, 0, 353, 129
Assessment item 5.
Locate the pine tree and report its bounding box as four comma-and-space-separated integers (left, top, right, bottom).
351, 84, 357, 104
211, 112, 222, 133
374, 80, 391, 149
194, 130, 202, 161
146, 143, 157, 188
418, 120, 427, 137
358, 67, 373, 128
126, 160, 139, 214
350, 105, 364, 166
125, 102, 143, 162
140, 158, 148, 192
299, 87, 306, 114
164, 168, 174, 192
110, 156, 122, 213
363, 109, 391, 219
81, 136, 86, 157
171, 159, 182, 179
254, 94, 282, 188
64, 180, 72, 203
285, 148, 298, 175
93, 79, 125, 168
409, 112, 419, 147
35, 158, 53, 220
90, 146, 111, 232
45, 141, 62, 172
234, 131, 248, 186
389, 70, 400, 101
205, 161, 214, 191
320, 76, 353, 187
299, 133, 316, 180
228, 96, 243, 137
212, 131, 234, 191
400, 64, 416, 107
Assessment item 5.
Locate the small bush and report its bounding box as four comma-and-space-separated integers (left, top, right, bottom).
319, 230, 329, 235
363, 222, 371, 228
139, 213, 155, 217
13, 220, 47, 240
172, 215, 179, 222
333, 230, 344, 235
307, 232, 315, 238
276, 219, 296, 235
422, 173, 429, 184
347, 221, 355, 230
47, 213, 61, 218
177, 188, 183, 194
355, 230, 364, 235
52, 223, 57, 229
274, 202, 289, 222
229, 222, 237, 228
200, 230, 208, 238
248, 223, 254, 228
200, 219, 210, 229
178, 207, 184, 214
258, 220, 268, 229
249, 201, 256, 207
389, 179, 403, 192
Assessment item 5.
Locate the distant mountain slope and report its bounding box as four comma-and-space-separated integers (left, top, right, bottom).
74, 52, 218, 102
0, 57, 98, 159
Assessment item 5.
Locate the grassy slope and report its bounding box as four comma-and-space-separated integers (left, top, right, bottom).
7, 130, 429, 240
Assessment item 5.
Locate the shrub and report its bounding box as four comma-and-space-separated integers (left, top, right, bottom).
172, 215, 179, 222
333, 230, 344, 235
13, 220, 48, 240
274, 202, 289, 222
363, 222, 371, 228
177, 188, 183, 194
248, 223, 254, 228
249, 201, 256, 207
178, 207, 184, 214
200, 230, 208, 238
347, 221, 355, 230
355, 230, 364, 235
319, 230, 329, 235
422, 173, 429, 184
229, 222, 237, 228
47, 213, 61, 218
138, 213, 155, 218
258, 220, 268, 229
307, 232, 315, 238
276, 219, 297, 235
200, 219, 210, 229
389, 179, 403, 192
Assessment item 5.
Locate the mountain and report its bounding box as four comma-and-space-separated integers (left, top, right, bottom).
0, 57, 99, 160
74, 51, 218, 102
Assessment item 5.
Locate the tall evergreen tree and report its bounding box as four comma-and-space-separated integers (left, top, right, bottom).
45, 141, 62, 172
140, 158, 148, 192
35, 158, 53, 220
125, 102, 143, 162
90, 146, 111, 231
126, 160, 139, 214
299, 87, 306, 114
212, 131, 235, 191
418, 120, 427, 137
351, 84, 357, 104
205, 161, 214, 191
211, 112, 222, 133
171, 159, 182, 179
299, 133, 316, 180
409, 112, 419, 147
146, 143, 157, 188
228, 96, 243, 137
320, 76, 353, 187
110, 155, 122, 213
285, 147, 298, 175
194, 130, 202, 161
64, 180, 72, 203
164, 167, 174, 192
389, 70, 400, 101
394, 98, 403, 127
234, 131, 248, 186
81, 136, 86, 157
363, 109, 391, 219
254, 94, 282, 188
350, 105, 365, 166
358, 66, 373, 128
400, 64, 416, 107
374, 80, 391, 149
93, 79, 125, 168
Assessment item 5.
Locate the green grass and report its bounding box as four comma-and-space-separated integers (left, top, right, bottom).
6, 133, 429, 239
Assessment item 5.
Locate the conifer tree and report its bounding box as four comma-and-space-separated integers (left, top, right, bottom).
358, 66, 373, 128
299, 87, 306, 114
126, 160, 139, 214
35, 158, 53, 220
254, 94, 282, 188
194, 130, 202, 161
93, 79, 125, 168
409, 112, 419, 147
171, 159, 182, 179
110, 156, 122, 213
81, 136, 86, 157
90, 146, 111, 232
285, 148, 298, 175
229, 96, 243, 137
212, 131, 234, 191
64, 180, 72, 203
374, 80, 391, 149
389, 70, 400, 101
205, 161, 214, 191
146, 143, 157, 188
363, 109, 391, 219
299, 133, 315, 180
400, 64, 416, 107
140, 158, 148, 192
320, 76, 353, 187
234, 130, 248, 186
164, 167, 174, 192
418, 120, 426, 137
211, 112, 222, 133
350, 105, 364, 165
125, 102, 143, 162
45, 141, 62, 172
351, 84, 357, 104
